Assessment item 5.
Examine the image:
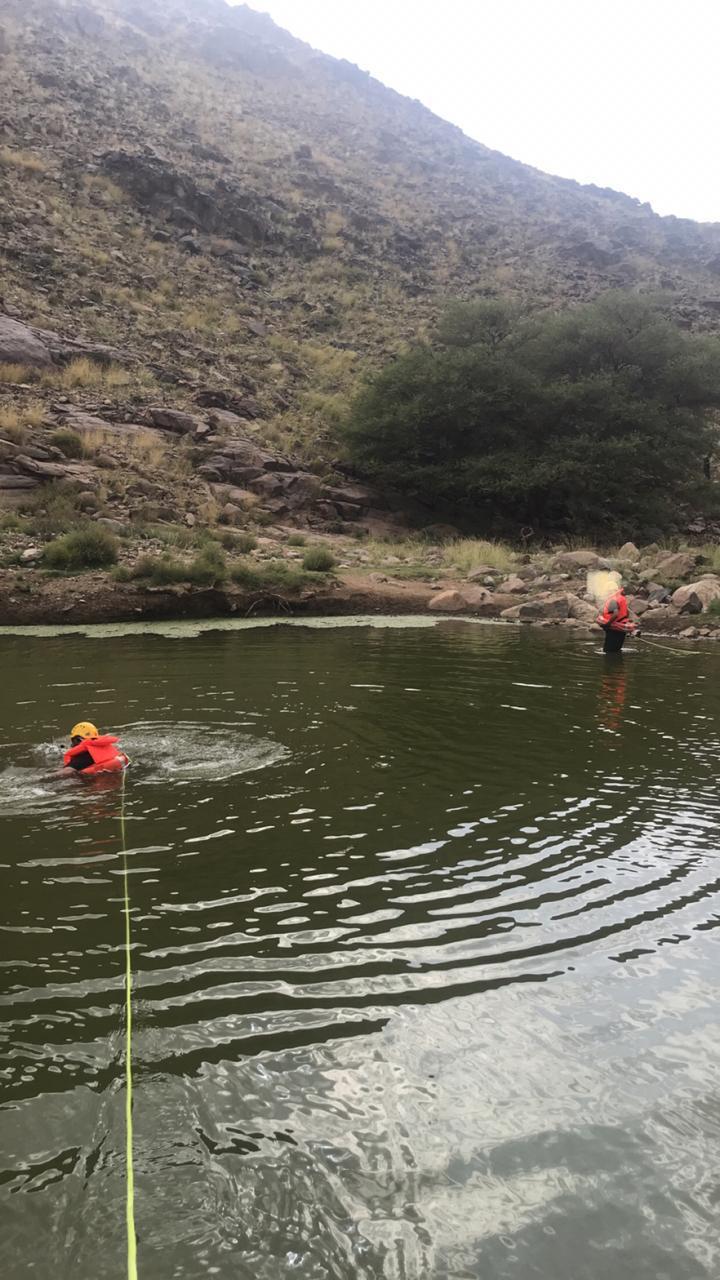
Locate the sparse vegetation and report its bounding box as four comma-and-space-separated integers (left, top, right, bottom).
0, 364, 33, 384
230, 559, 311, 592
287, 532, 307, 546
46, 358, 131, 391
43, 526, 119, 571
215, 529, 257, 552
0, 147, 45, 173
302, 546, 336, 572
129, 543, 227, 587
442, 539, 516, 574
50, 429, 86, 459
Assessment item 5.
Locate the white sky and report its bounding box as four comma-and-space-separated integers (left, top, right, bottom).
237, 0, 719, 224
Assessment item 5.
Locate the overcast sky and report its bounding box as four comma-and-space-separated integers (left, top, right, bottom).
238, 0, 719, 224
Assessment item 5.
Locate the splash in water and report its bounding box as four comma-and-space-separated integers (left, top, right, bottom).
0, 720, 288, 815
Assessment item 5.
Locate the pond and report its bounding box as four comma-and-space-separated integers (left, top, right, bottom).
1, 618, 718, 1280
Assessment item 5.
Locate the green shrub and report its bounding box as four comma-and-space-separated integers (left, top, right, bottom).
216, 529, 256, 553
132, 543, 227, 587
51, 428, 86, 459
230, 559, 310, 592
344, 292, 720, 539
20, 484, 85, 537
707, 598, 720, 617
43, 526, 118, 570
287, 532, 307, 546
302, 546, 336, 572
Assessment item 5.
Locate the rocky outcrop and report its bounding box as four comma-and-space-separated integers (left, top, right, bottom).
100, 149, 279, 246
0, 315, 53, 368
0, 313, 127, 369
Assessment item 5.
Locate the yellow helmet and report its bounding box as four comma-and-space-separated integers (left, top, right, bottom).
70, 721, 99, 740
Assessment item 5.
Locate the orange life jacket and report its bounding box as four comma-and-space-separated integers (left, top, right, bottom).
63, 734, 129, 775
597, 590, 631, 631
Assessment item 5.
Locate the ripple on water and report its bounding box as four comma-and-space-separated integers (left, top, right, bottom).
1, 622, 719, 1279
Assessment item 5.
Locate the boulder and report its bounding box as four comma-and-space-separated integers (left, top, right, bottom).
617, 542, 640, 560
146, 407, 200, 434
629, 597, 649, 615
679, 627, 699, 639
566, 595, 598, 623
497, 574, 528, 593
0, 473, 39, 489
651, 551, 697, 579
552, 549, 601, 571
460, 586, 491, 608
207, 408, 243, 431
515, 594, 570, 622
641, 605, 674, 629
0, 315, 52, 368
646, 582, 671, 604
428, 590, 468, 613
671, 577, 720, 614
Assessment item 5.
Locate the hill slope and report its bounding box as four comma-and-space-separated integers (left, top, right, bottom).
1, 0, 720, 559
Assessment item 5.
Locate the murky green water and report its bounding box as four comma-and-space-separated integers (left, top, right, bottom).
1, 619, 719, 1280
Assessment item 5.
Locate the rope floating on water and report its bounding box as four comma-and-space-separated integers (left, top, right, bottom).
119, 771, 138, 1280
638, 634, 703, 657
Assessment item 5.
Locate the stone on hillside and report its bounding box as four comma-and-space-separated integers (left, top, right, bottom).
0, 474, 39, 489
671, 578, 720, 614
646, 582, 671, 603
96, 518, 126, 535
146, 407, 199, 434
679, 627, 699, 639
552, 549, 601, 571
516, 594, 570, 621
498, 574, 527, 593
0, 315, 52, 368
428, 590, 468, 613
617, 541, 640, 560
207, 408, 243, 431
20, 547, 41, 563
652, 551, 697, 579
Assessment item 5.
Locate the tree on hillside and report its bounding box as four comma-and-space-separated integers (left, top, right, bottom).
343, 292, 720, 537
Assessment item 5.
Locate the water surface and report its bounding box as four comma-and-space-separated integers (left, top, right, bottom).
1, 620, 718, 1279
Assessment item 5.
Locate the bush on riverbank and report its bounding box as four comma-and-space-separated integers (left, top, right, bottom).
344, 291, 720, 539
122, 543, 227, 587
43, 526, 119, 570
302, 546, 336, 572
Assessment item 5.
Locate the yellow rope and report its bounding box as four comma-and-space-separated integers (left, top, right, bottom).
119, 770, 138, 1279
638, 634, 702, 657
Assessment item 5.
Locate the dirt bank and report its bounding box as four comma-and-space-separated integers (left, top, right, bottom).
1, 568, 718, 639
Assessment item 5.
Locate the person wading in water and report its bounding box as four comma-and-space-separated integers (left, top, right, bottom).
597, 585, 639, 654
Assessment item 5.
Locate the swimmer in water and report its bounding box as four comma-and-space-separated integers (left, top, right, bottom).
62, 721, 130, 777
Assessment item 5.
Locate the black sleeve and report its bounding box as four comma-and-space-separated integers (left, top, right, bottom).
67, 748, 94, 771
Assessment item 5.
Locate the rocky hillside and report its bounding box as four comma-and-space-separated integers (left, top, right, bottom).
2, 0, 720, 578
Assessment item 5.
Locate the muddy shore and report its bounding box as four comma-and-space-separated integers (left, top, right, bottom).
2, 568, 718, 638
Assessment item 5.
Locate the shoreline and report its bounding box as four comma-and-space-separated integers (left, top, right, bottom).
1, 570, 717, 639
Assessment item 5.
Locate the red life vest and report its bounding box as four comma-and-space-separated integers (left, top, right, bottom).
63, 734, 129, 775
597, 590, 631, 631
